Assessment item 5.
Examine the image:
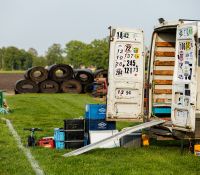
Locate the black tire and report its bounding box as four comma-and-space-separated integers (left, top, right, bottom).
39, 80, 59, 93
94, 69, 108, 78
15, 79, 39, 94
74, 69, 94, 85
24, 66, 48, 83
61, 79, 82, 93
48, 64, 74, 82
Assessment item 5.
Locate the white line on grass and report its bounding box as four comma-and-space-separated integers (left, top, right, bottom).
1, 118, 44, 175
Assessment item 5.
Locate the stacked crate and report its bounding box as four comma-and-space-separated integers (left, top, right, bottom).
64, 119, 85, 149
85, 104, 116, 132
85, 104, 116, 144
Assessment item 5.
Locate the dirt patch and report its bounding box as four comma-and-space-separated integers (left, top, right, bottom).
0, 73, 24, 93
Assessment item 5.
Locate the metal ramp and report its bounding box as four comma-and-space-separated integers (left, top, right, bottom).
63, 120, 165, 157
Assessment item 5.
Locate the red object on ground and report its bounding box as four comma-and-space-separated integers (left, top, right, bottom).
93, 78, 108, 97
38, 137, 55, 148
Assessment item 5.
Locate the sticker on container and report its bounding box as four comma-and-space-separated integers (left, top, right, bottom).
177, 40, 193, 81
178, 27, 193, 39
114, 42, 141, 78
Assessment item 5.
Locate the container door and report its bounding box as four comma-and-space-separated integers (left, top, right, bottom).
106, 27, 145, 121
171, 23, 198, 132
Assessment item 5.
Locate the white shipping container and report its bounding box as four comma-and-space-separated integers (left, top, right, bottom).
106, 27, 145, 121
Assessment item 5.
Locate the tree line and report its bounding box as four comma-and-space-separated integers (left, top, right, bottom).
0, 38, 109, 70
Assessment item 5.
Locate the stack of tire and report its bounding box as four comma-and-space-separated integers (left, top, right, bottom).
15, 64, 95, 94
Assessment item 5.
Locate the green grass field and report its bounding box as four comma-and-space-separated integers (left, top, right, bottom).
0, 94, 200, 175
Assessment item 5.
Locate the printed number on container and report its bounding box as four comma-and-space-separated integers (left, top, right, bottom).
115, 89, 134, 98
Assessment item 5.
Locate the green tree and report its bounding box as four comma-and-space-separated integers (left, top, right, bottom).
65, 40, 88, 68
3, 47, 20, 70
32, 56, 47, 67
28, 48, 47, 67
46, 44, 64, 65
88, 38, 109, 69
65, 38, 109, 69
18, 50, 33, 70
1, 47, 33, 70
28, 48, 38, 57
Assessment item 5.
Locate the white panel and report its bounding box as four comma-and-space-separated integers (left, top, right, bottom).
115, 103, 140, 118
154, 75, 173, 80
89, 130, 120, 148
107, 27, 144, 120
156, 47, 175, 52
153, 94, 172, 99
155, 57, 175, 61
154, 85, 172, 89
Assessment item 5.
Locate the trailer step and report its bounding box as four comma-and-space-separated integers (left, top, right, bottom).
62, 120, 165, 157
153, 80, 172, 85
154, 61, 175, 66
155, 51, 175, 57
154, 98, 169, 103
155, 42, 175, 47
153, 70, 173, 76
154, 89, 172, 94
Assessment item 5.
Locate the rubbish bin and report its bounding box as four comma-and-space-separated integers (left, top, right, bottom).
120, 132, 142, 148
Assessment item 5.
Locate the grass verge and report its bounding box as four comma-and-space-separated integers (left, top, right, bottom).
0, 93, 199, 175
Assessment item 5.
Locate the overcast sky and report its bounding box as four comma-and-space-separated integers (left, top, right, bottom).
0, 0, 199, 55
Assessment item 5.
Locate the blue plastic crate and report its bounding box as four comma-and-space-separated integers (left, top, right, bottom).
85, 104, 106, 120
85, 119, 116, 132
54, 128, 65, 149
152, 107, 171, 114
55, 140, 65, 149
